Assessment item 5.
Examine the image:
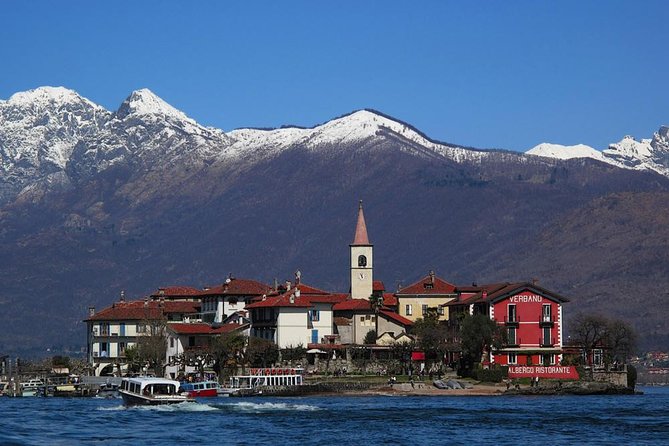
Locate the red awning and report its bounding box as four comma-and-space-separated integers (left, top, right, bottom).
411, 352, 425, 361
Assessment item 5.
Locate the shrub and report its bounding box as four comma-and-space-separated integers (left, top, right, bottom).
472, 366, 508, 383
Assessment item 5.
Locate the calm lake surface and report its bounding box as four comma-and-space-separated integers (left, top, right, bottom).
1, 386, 668, 445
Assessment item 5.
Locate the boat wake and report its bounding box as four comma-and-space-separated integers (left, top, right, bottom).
97, 401, 218, 412
214, 401, 321, 413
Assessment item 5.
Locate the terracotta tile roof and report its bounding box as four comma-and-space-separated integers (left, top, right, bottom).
150, 286, 201, 298
397, 274, 456, 295
382, 293, 397, 306
296, 283, 331, 295
332, 299, 373, 311
373, 281, 385, 292
447, 282, 569, 305
85, 300, 200, 321
334, 317, 352, 326
198, 278, 271, 297
379, 309, 413, 327
246, 288, 346, 309
168, 322, 247, 335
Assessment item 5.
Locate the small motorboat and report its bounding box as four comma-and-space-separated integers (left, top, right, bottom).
96, 382, 120, 398
119, 377, 190, 406
179, 380, 220, 398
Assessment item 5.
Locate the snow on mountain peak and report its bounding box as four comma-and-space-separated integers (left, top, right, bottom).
527, 142, 606, 161
116, 88, 189, 121
4, 86, 100, 109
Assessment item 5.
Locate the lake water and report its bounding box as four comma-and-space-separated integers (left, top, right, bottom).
1, 387, 668, 445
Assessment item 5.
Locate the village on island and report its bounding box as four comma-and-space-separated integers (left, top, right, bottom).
0, 202, 637, 402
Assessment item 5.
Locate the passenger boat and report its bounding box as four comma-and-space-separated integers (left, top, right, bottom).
221, 368, 304, 395
119, 377, 190, 405
20, 379, 44, 397
179, 380, 220, 397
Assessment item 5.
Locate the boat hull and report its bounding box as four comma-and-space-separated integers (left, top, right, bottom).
119, 390, 189, 406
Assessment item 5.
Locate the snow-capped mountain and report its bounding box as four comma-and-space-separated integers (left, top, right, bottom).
0, 87, 495, 204
1, 86, 668, 206
0, 87, 111, 200
527, 126, 669, 177
527, 143, 607, 162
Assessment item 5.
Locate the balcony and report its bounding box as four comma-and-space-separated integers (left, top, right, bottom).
504, 315, 520, 326
540, 337, 555, 347
506, 337, 521, 348
539, 315, 555, 327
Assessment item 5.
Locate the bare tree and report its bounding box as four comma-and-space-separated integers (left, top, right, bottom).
136, 315, 168, 376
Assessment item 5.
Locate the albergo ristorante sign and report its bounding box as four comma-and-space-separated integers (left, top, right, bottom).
508, 366, 579, 379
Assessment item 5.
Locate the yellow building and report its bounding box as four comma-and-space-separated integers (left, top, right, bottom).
395, 271, 457, 322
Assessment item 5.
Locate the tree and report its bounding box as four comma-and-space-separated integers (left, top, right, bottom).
389, 339, 417, 375
177, 347, 215, 380
280, 344, 307, 363
246, 337, 279, 368
607, 319, 637, 365
569, 314, 637, 366
411, 311, 450, 372
363, 329, 377, 345
211, 332, 247, 378
136, 314, 168, 376
123, 345, 142, 375
458, 314, 506, 377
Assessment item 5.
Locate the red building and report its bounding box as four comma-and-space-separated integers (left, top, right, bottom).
446, 282, 569, 368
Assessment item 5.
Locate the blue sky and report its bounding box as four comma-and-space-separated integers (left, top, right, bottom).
1, 1, 667, 151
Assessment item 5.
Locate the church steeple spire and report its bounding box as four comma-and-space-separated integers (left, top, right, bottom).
353, 200, 370, 245
350, 200, 373, 300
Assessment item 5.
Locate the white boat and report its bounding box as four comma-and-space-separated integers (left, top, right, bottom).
220, 368, 304, 395
20, 379, 44, 397
119, 377, 190, 405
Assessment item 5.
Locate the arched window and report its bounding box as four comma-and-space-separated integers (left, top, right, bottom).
358, 255, 367, 267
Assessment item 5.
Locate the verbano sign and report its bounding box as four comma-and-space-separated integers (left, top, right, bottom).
508, 365, 579, 379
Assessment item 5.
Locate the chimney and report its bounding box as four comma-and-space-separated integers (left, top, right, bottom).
482, 290, 488, 299
285, 280, 291, 291
144, 296, 149, 308
429, 270, 435, 285
88, 306, 95, 317
274, 278, 278, 292
120, 290, 126, 302
289, 291, 295, 304
295, 289, 301, 298
532, 278, 539, 286
295, 270, 301, 286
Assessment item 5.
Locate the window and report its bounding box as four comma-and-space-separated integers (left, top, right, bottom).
542, 304, 552, 322
542, 354, 555, 366
136, 324, 146, 334
100, 323, 110, 336
405, 304, 412, 316
508, 304, 517, 322
311, 329, 319, 344
508, 327, 517, 345
119, 323, 126, 336
309, 310, 320, 322
422, 304, 428, 316
593, 349, 604, 367
119, 342, 126, 356
170, 338, 175, 348
508, 353, 517, 364
360, 316, 365, 323
358, 255, 367, 267
437, 306, 444, 316
188, 336, 195, 347
542, 327, 552, 345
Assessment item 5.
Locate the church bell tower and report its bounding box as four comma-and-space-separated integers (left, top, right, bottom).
350, 200, 373, 300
